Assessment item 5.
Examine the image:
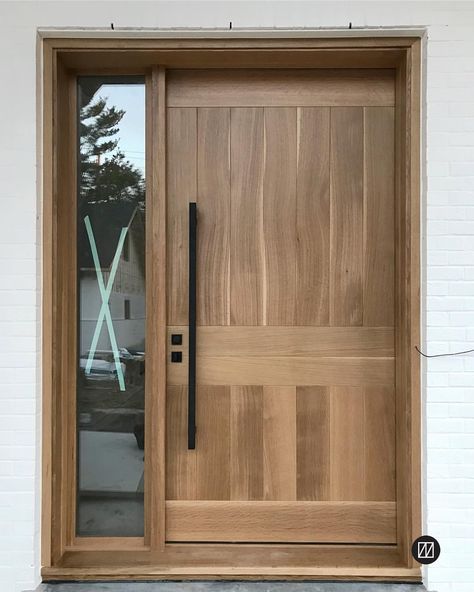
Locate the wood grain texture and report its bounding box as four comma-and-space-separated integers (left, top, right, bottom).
44, 561, 420, 582
166, 386, 196, 500
168, 355, 394, 386
58, 48, 405, 72
195, 386, 231, 500
263, 107, 297, 325
61, 540, 398, 566
363, 106, 395, 326
230, 108, 264, 325
263, 387, 297, 501
168, 69, 395, 107
395, 53, 410, 564
164, 71, 400, 549
51, 541, 407, 571
197, 108, 230, 325
330, 386, 395, 502
166, 500, 396, 543
330, 387, 366, 501
395, 39, 422, 565
168, 325, 394, 356
49, 36, 419, 51
45, 40, 421, 577
167, 107, 196, 325
146, 66, 168, 549
296, 387, 330, 501
364, 386, 396, 501
52, 59, 78, 558
230, 386, 264, 500
296, 107, 330, 325
330, 107, 364, 326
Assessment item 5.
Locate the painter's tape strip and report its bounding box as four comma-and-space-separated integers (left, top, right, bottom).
84, 215, 128, 391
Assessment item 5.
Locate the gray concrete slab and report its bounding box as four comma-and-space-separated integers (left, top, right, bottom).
30, 581, 428, 592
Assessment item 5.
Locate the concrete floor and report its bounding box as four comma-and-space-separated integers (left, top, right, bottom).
32, 582, 428, 592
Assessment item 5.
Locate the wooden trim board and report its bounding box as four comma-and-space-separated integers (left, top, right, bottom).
43, 568, 421, 582
166, 69, 395, 107
167, 326, 395, 356
165, 501, 396, 543
41, 35, 422, 580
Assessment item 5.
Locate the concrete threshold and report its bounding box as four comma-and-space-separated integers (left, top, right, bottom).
32, 581, 428, 592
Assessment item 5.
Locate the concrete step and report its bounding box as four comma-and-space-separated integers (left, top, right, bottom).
32, 581, 428, 592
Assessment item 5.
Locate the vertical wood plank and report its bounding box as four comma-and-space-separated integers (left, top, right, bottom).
63, 72, 78, 548
146, 66, 167, 549
263, 386, 297, 501
330, 386, 365, 500
230, 108, 264, 325
330, 107, 364, 326
165, 386, 197, 500
363, 106, 395, 326
196, 386, 231, 500
54, 56, 78, 559
296, 107, 330, 326
197, 108, 230, 326
167, 108, 197, 325
364, 386, 396, 501
296, 386, 330, 500
395, 55, 410, 565
263, 107, 297, 325
231, 386, 264, 500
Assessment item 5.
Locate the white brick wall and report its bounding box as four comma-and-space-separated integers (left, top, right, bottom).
0, 1, 474, 591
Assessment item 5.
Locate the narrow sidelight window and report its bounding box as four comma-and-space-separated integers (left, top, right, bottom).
76, 76, 146, 536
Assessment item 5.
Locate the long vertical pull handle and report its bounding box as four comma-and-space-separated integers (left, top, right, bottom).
188, 202, 197, 449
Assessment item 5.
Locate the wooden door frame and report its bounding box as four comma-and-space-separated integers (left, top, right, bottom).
41, 34, 422, 581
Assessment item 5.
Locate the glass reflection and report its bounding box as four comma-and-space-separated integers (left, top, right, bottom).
77, 77, 146, 537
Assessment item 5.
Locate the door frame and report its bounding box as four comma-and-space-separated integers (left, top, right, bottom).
41, 34, 422, 581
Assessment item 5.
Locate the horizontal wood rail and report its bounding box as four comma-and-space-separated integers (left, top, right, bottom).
166, 500, 396, 543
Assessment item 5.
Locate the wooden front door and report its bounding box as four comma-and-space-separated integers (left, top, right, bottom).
164, 68, 396, 545
45, 38, 422, 579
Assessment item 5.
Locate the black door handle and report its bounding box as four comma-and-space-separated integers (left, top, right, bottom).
188, 202, 197, 449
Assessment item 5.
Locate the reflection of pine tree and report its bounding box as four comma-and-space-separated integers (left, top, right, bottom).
79, 96, 145, 210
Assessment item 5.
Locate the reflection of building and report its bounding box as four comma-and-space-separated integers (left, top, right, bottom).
77, 203, 146, 522
79, 204, 145, 356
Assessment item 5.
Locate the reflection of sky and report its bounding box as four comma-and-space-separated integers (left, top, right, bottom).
91, 84, 145, 174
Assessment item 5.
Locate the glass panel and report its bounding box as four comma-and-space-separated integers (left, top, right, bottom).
76, 76, 146, 537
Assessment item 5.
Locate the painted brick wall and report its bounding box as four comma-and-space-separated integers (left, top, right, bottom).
0, 2, 473, 591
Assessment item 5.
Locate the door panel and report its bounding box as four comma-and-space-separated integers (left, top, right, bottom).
263, 386, 297, 501
167, 108, 196, 326
330, 107, 364, 326
166, 500, 396, 543
166, 385, 395, 501
168, 326, 394, 356
165, 70, 396, 544
197, 108, 231, 325
230, 386, 264, 500
263, 107, 297, 325
166, 385, 196, 500
168, 349, 394, 386
230, 107, 265, 325
364, 106, 396, 325
296, 386, 330, 501
166, 69, 395, 107
296, 107, 330, 325
196, 386, 231, 500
